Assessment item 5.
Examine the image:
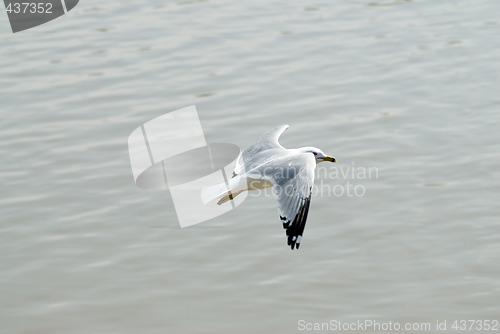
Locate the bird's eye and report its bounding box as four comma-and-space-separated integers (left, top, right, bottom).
312, 152, 317, 156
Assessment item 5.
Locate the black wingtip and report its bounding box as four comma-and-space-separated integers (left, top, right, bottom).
283, 195, 310, 250
288, 236, 299, 250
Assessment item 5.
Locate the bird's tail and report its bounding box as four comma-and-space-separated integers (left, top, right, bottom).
201, 181, 233, 205
201, 176, 246, 205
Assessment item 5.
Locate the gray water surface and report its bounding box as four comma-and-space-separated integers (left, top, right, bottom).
1, 1, 499, 333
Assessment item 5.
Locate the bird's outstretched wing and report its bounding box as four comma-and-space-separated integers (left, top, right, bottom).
256, 152, 316, 250
233, 125, 289, 176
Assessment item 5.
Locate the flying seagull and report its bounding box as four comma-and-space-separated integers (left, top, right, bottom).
202, 125, 335, 249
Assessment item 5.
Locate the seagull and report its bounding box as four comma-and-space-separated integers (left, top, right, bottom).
202, 125, 336, 250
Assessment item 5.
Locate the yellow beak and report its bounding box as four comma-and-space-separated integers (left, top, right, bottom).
324, 156, 336, 162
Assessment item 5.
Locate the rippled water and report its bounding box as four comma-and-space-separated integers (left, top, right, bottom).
1, 1, 499, 333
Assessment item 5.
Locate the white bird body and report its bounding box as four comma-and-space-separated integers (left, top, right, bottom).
201, 125, 335, 249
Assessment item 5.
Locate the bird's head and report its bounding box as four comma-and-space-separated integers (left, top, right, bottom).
300, 147, 336, 164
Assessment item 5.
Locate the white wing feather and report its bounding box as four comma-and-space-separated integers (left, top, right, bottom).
233, 125, 288, 176
256, 153, 315, 249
